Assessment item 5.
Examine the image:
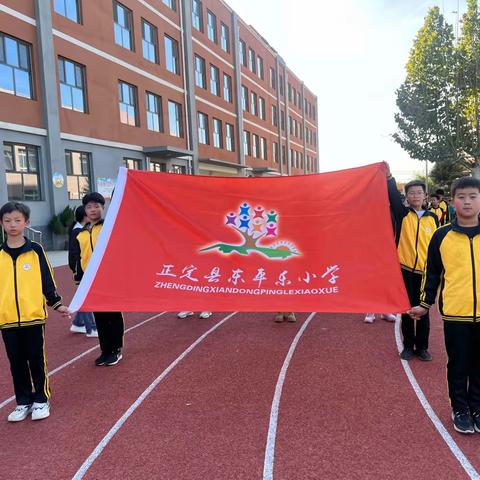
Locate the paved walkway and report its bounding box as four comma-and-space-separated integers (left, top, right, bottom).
47, 250, 68, 268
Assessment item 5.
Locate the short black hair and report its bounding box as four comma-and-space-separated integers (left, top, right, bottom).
451, 177, 480, 197
0, 202, 30, 221
436, 188, 445, 196
74, 205, 87, 223
430, 194, 440, 200
82, 192, 105, 206
405, 180, 426, 194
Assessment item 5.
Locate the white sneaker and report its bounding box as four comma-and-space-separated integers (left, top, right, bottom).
31, 402, 50, 421
86, 329, 99, 338
8, 404, 32, 422
70, 324, 87, 334
380, 313, 397, 322
364, 313, 375, 323
199, 312, 212, 319
177, 311, 194, 319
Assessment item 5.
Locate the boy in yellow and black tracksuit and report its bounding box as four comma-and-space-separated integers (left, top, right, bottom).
410, 177, 480, 434
0, 202, 69, 422
387, 173, 438, 361
71, 192, 124, 367
436, 188, 450, 226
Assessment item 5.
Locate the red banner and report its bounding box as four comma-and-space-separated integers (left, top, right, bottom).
69, 163, 409, 313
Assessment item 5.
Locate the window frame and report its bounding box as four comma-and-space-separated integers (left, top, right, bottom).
207, 10, 217, 43
225, 123, 234, 152
113, 1, 134, 51
4, 143, 42, 201
141, 18, 159, 64
192, 0, 203, 32
209, 64, 220, 96
194, 54, 206, 89
65, 149, 91, 201
146, 91, 163, 132
197, 111, 209, 145
54, 0, 82, 23
118, 80, 139, 127
168, 100, 183, 137
220, 23, 230, 53
58, 56, 87, 113
124, 157, 142, 170
164, 35, 179, 74
212, 117, 223, 149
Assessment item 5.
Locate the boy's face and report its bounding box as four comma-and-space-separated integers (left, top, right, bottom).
406, 186, 426, 210
1, 211, 29, 238
430, 197, 439, 208
84, 202, 103, 223
452, 188, 480, 222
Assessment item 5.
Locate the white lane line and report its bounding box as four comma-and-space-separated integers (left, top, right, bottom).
0, 312, 166, 411
71, 311, 238, 480
263, 312, 316, 480
394, 316, 480, 480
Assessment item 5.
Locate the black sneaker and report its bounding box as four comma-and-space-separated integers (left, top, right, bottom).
400, 347, 415, 360
95, 353, 108, 366
105, 351, 123, 366
452, 411, 475, 434
416, 349, 432, 361
472, 411, 480, 433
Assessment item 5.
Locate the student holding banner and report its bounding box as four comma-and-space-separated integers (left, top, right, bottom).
386, 163, 438, 362
71, 193, 125, 367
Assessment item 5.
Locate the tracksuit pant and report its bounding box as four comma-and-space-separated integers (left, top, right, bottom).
444, 321, 480, 414
94, 312, 124, 355
401, 269, 430, 351
1, 324, 50, 405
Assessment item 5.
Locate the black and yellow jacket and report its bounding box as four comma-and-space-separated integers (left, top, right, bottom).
439, 199, 450, 225
429, 206, 443, 224
0, 239, 62, 329
420, 221, 480, 322
388, 177, 439, 274
70, 220, 103, 284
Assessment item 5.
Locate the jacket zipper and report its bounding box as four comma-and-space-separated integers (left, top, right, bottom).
89, 228, 94, 252
470, 238, 477, 322
411, 215, 420, 273
13, 259, 21, 324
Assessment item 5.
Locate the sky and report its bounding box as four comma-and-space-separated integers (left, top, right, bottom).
227, 0, 467, 181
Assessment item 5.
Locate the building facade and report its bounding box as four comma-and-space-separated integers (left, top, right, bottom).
0, 0, 319, 246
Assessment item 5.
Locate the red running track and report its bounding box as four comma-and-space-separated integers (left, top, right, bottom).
0, 266, 479, 480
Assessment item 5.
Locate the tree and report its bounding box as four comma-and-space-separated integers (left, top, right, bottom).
393, 7, 458, 164
457, 0, 480, 170
430, 158, 471, 190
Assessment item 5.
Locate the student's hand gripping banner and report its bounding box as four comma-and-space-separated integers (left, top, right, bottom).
69, 163, 410, 313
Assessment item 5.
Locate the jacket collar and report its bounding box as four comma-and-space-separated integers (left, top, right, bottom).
451, 219, 480, 236
1, 237, 32, 256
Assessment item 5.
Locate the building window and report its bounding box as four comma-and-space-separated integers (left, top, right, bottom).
210, 65, 219, 96
4, 143, 41, 201
171, 164, 186, 174
0, 34, 33, 99
252, 134, 259, 158
270, 67, 276, 90
257, 56, 264, 80
142, 20, 158, 63
150, 161, 167, 172
124, 158, 142, 169
281, 145, 286, 165
241, 85, 248, 112
113, 2, 134, 51
288, 83, 292, 102
192, 0, 203, 31
248, 48, 256, 73
280, 110, 285, 131
243, 130, 250, 156
54, 0, 81, 23
195, 55, 206, 88
65, 150, 91, 200
289, 116, 293, 135
168, 100, 183, 137
197, 112, 209, 145
146, 92, 162, 132
213, 118, 222, 148
260, 137, 267, 160
259, 97, 265, 120
279, 75, 284, 96
164, 35, 179, 74
273, 142, 278, 163
118, 81, 138, 126
207, 10, 217, 43
162, 0, 176, 10
223, 73, 232, 102
225, 123, 234, 152
250, 91, 257, 116
58, 57, 86, 113
271, 105, 277, 127
220, 23, 230, 53
239, 40, 246, 66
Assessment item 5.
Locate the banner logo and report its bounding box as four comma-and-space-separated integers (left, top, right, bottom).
200, 202, 300, 259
